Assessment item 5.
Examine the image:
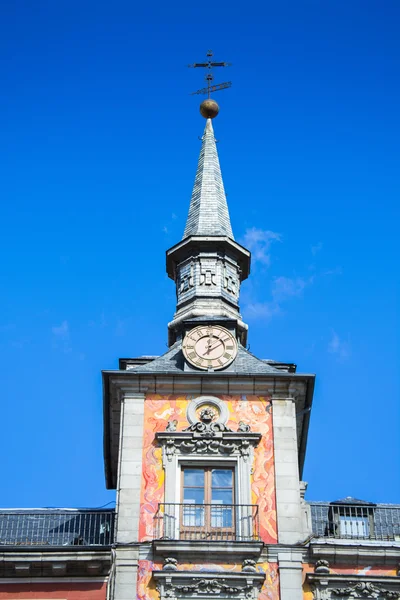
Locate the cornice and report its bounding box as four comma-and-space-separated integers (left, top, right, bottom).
308, 541, 400, 565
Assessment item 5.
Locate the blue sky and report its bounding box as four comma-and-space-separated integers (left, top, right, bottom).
0, 1, 399, 508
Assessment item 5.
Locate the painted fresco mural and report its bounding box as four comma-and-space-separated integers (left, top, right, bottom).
139, 394, 276, 543
137, 394, 278, 600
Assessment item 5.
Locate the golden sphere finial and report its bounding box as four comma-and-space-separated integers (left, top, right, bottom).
200, 98, 219, 119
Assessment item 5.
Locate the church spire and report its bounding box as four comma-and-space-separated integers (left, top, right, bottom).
166, 91, 251, 348
183, 118, 233, 239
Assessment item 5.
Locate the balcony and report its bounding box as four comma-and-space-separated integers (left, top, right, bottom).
310, 502, 400, 541
153, 503, 262, 559
0, 509, 115, 547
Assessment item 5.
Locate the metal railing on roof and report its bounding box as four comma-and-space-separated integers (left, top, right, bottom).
0, 509, 115, 547
309, 502, 400, 541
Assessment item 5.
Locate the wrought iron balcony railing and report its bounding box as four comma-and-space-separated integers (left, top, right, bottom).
310, 502, 400, 541
154, 503, 259, 542
0, 509, 115, 547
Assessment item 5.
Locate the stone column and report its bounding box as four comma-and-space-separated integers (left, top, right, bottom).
272, 399, 303, 544
278, 550, 304, 600
112, 392, 145, 600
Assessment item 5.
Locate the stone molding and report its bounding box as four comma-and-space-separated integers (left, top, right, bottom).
0, 550, 111, 579
156, 403, 261, 465
186, 396, 229, 425
153, 570, 265, 600
308, 541, 400, 565
307, 574, 400, 600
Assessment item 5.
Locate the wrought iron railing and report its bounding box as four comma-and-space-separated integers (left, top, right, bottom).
0, 509, 115, 546
310, 503, 400, 541
154, 503, 259, 542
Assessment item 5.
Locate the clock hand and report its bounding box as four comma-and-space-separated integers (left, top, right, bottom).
202, 340, 223, 356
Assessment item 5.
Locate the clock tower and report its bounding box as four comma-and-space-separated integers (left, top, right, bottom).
103, 95, 315, 600
166, 115, 250, 349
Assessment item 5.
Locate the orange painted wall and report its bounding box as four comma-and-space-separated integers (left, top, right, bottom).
137, 394, 279, 599
139, 394, 277, 544
0, 581, 107, 599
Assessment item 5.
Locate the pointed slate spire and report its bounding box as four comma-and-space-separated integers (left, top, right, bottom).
183, 119, 234, 239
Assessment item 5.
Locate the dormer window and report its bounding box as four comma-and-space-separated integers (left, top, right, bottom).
326, 500, 376, 538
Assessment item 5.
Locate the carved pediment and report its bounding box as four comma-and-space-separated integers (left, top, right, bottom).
307, 574, 400, 600
331, 582, 400, 599
153, 570, 265, 600
156, 398, 261, 463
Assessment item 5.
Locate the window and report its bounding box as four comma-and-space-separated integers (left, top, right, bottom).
180, 467, 234, 539
339, 514, 370, 537
328, 504, 374, 538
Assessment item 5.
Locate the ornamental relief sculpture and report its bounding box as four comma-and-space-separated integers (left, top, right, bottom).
311, 581, 400, 600
154, 571, 265, 600
156, 401, 261, 463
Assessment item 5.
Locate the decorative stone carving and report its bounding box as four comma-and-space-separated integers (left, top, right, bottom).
309, 578, 400, 600
174, 578, 245, 594
159, 428, 259, 462
314, 560, 330, 574
199, 406, 217, 422
238, 421, 251, 432
242, 559, 257, 573
162, 558, 178, 571
153, 571, 265, 600
166, 420, 178, 432
187, 396, 229, 426
178, 261, 194, 294
157, 397, 261, 463
200, 264, 217, 286
184, 418, 232, 436
331, 582, 400, 598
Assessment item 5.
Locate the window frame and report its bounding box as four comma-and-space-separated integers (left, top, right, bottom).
180, 465, 236, 538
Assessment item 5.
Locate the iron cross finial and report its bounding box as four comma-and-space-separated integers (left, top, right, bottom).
188, 50, 232, 99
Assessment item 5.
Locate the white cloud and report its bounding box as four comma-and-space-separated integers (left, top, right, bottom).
272, 275, 313, 301
241, 228, 281, 266
244, 302, 281, 320
322, 266, 343, 276
51, 320, 71, 353
311, 242, 323, 256
52, 320, 69, 339
328, 330, 350, 360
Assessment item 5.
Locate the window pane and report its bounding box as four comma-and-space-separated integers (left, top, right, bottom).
212, 469, 232, 487
183, 487, 204, 504
211, 505, 233, 528
340, 516, 369, 537
182, 505, 204, 527
212, 489, 233, 505
184, 469, 205, 487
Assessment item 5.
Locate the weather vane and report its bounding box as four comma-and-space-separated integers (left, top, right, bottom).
188, 50, 232, 119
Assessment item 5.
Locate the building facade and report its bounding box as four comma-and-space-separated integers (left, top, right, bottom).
1, 103, 399, 600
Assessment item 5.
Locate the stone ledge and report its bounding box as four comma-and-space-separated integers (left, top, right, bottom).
152, 539, 263, 560
309, 540, 400, 565
0, 550, 111, 578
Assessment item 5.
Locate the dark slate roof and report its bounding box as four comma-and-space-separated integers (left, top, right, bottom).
309, 501, 400, 540
331, 496, 377, 506
183, 119, 233, 239
124, 341, 285, 375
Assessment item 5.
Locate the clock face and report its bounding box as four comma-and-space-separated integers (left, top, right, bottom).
182, 325, 238, 371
